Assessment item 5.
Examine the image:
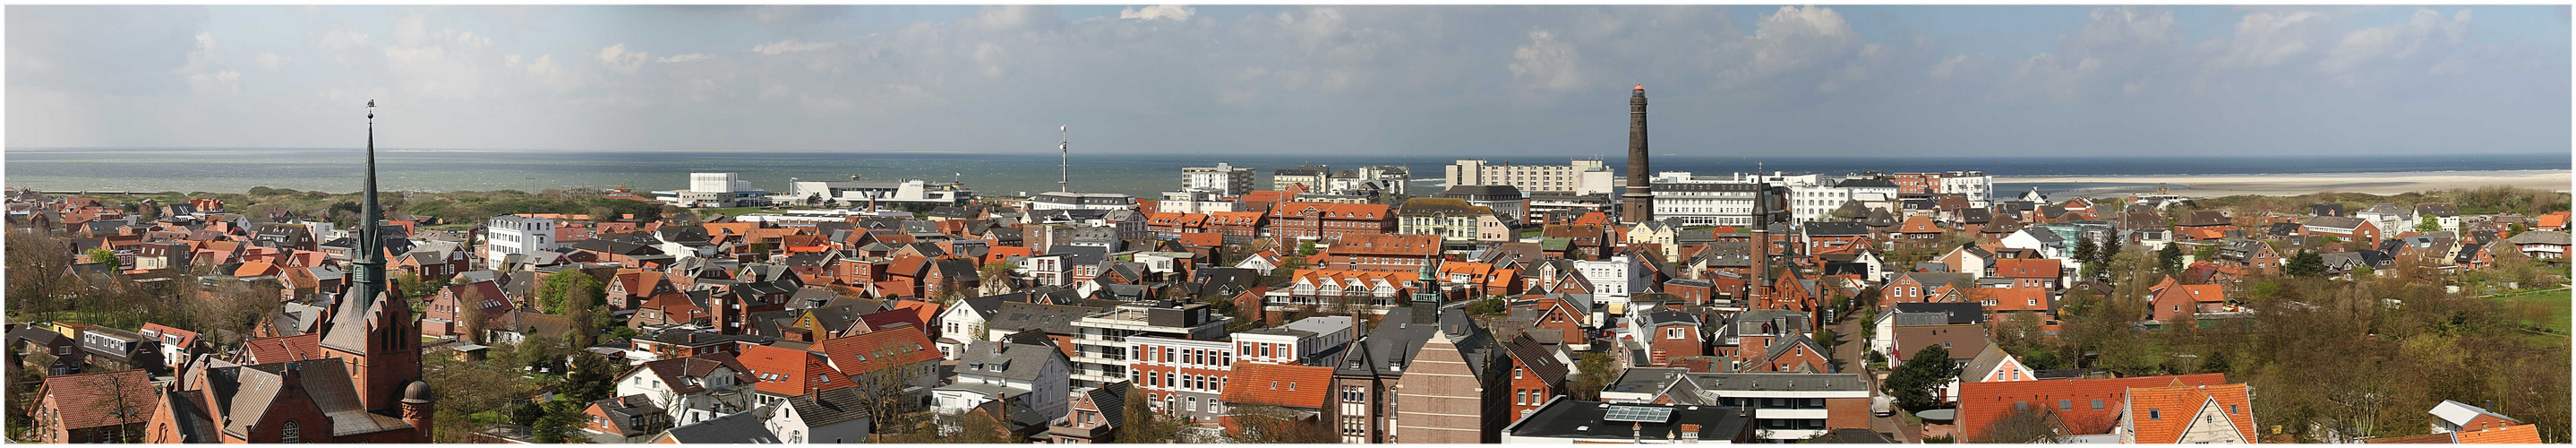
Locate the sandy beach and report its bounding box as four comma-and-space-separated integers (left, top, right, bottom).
2004, 169, 2572, 198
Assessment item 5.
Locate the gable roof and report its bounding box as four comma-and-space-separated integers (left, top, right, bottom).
812, 326, 941, 377
2125, 383, 2254, 444
1956, 374, 2229, 442
658, 408, 779, 444
2452, 424, 2544, 444
40, 369, 157, 430
1220, 362, 1338, 409
783, 386, 874, 427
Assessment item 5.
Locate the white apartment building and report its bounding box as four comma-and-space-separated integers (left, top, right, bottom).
1230, 315, 1356, 366
1656, 171, 1897, 224
1183, 163, 1256, 196
484, 214, 554, 270
783, 179, 972, 205
1157, 190, 1237, 214
655, 172, 771, 208
1066, 303, 1232, 387
1574, 254, 1653, 308
1650, 182, 1766, 227
1445, 159, 1616, 196
1938, 171, 1995, 207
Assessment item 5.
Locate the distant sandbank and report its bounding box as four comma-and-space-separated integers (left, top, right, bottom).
2003, 169, 2572, 198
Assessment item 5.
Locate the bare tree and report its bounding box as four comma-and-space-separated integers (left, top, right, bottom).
1224, 404, 1335, 444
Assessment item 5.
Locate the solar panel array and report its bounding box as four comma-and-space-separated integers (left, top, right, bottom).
1602, 405, 1674, 423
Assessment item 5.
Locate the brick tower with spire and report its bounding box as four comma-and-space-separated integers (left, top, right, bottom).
320, 99, 432, 427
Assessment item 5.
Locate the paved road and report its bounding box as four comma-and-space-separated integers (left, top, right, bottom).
1830, 313, 1915, 443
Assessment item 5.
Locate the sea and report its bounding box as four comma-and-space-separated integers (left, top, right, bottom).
4, 148, 2567, 199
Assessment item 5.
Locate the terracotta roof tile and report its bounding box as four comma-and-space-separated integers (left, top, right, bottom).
39, 369, 157, 430
2454, 424, 2542, 444
813, 326, 942, 377
1220, 362, 1337, 409
735, 344, 851, 397
1956, 374, 2229, 442
2125, 383, 2253, 444
240, 333, 324, 364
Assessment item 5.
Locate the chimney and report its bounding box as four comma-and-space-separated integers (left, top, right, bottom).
1680, 424, 1701, 444
1632, 422, 1644, 443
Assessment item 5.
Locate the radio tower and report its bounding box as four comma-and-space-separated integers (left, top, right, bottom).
1057, 125, 1071, 193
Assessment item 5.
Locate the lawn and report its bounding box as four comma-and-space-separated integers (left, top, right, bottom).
696, 207, 765, 217
2490, 289, 2571, 340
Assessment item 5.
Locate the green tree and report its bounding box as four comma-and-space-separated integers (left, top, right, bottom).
1568, 352, 1621, 401
2098, 235, 2123, 269
1467, 297, 1508, 316
2157, 243, 2185, 275
84, 247, 120, 271
2285, 250, 2326, 279
2416, 216, 2443, 233
1883, 345, 1958, 409
1113, 384, 1189, 443
535, 269, 606, 314
1297, 240, 1319, 256
2071, 237, 2098, 270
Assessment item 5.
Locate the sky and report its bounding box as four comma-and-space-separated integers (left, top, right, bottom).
7, 4, 2570, 157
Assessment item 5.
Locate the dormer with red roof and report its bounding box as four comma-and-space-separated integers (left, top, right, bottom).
736, 344, 852, 400
2117, 383, 2255, 444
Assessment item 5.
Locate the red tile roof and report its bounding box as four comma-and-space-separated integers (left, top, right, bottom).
240, 333, 325, 364
2454, 424, 2544, 444
2125, 383, 2254, 444
812, 326, 942, 377
1978, 288, 2052, 312
1325, 233, 1441, 257
735, 344, 851, 397
1990, 258, 2061, 279
1220, 362, 1337, 409
1899, 215, 1940, 234
1956, 374, 2229, 442
40, 369, 157, 430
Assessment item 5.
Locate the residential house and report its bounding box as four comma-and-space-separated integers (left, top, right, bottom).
30, 369, 157, 444
763, 387, 873, 444
2115, 383, 2255, 444
932, 333, 1073, 425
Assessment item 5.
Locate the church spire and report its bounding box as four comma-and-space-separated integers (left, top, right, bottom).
354, 99, 386, 299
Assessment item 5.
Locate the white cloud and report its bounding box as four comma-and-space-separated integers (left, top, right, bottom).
178, 32, 239, 97
1509, 30, 1584, 91
393, 13, 429, 46
657, 54, 708, 64
2319, 8, 2472, 73
751, 39, 837, 56
315, 30, 371, 50
1120, 5, 1196, 22
599, 43, 648, 71
2211, 10, 2326, 69
256, 52, 288, 71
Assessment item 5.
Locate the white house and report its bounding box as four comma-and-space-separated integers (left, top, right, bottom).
616, 356, 756, 426
1573, 254, 1654, 308
764, 388, 874, 444
484, 214, 555, 270
930, 337, 1071, 423
1945, 345, 2034, 403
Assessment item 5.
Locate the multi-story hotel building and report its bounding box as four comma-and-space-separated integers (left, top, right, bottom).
1443, 159, 1617, 196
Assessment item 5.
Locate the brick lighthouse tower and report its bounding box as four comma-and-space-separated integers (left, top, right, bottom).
1620, 84, 1653, 224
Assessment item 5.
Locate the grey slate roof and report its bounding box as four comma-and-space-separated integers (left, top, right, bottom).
660, 408, 778, 444
1887, 302, 1986, 325
955, 337, 1066, 382
784, 387, 873, 428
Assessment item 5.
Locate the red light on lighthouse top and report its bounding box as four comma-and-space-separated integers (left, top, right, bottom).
1634, 84, 1644, 90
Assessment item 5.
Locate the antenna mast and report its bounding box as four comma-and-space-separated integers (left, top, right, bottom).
1057, 125, 1071, 193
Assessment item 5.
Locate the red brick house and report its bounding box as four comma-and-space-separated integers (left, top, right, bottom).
1267, 202, 1394, 245
33, 369, 157, 444
2149, 284, 2228, 323
1315, 233, 1442, 271
1501, 334, 1569, 419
